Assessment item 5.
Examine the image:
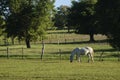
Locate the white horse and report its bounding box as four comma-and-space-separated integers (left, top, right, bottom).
70, 47, 94, 63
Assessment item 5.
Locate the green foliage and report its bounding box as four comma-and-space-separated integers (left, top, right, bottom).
4, 0, 55, 48
68, 0, 97, 42
0, 0, 9, 19
96, 0, 120, 50
0, 16, 5, 35
54, 5, 69, 29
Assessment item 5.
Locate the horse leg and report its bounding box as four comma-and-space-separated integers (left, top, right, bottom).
76, 54, 78, 60
88, 54, 91, 63
89, 54, 94, 62
91, 56, 94, 62
77, 56, 81, 62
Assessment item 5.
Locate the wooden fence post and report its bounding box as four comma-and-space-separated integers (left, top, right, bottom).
22, 47, 24, 59
41, 39, 45, 60
99, 51, 104, 61
59, 49, 61, 61
7, 47, 9, 59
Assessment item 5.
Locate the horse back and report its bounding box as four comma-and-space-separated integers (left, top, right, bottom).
85, 47, 94, 55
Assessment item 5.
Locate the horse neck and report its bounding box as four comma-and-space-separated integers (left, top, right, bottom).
70, 49, 76, 62
71, 49, 77, 56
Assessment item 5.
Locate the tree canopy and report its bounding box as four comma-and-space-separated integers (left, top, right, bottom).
0, 15, 5, 35
0, 0, 54, 48
54, 5, 69, 30
96, 0, 120, 50
1, 0, 120, 50
68, 0, 97, 42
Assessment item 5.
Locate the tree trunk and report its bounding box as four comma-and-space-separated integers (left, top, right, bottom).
67, 26, 70, 33
11, 37, 14, 45
18, 38, 21, 45
25, 38, 31, 48
89, 33, 95, 42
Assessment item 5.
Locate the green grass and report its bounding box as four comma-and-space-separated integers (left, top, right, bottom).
0, 43, 119, 80
0, 59, 120, 80
0, 43, 117, 61
0, 30, 120, 80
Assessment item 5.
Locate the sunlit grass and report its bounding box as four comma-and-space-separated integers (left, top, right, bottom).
0, 30, 119, 80
0, 59, 120, 80
0, 43, 118, 61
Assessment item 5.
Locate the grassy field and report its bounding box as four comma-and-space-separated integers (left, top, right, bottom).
0, 59, 120, 80
0, 43, 117, 61
0, 30, 120, 80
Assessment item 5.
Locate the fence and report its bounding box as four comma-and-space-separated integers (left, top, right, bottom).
0, 34, 107, 46
0, 47, 65, 60
98, 50, 120, 61
0, 47, 120, 61
0, 38, 87, 46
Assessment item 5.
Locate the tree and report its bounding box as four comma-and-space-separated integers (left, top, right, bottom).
0, 15, 5, 35
4, 0, 54, 48
54, 5, 69, 30
68, 0, 97, 42
96, 0, 120, 50
0, 0, 9, 38
0, 0, 10, 20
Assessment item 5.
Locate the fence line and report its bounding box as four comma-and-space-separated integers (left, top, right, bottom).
0, 37, 109, 46
99, 51, 104, 61
0, 47, 119, 61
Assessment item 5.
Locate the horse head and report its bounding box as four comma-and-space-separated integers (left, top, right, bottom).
70, 55, 73, 63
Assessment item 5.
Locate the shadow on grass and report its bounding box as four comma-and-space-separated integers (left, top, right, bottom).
51, 49, 117, 55
46, 39, 108, 45
0, 55, 40, 58
95, 48, 116, 53
48, 31, 68, 34
95, 54, 119, 58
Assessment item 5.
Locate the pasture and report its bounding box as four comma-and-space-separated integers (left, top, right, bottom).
0, 30, 120, 80
0, 59, 120, 80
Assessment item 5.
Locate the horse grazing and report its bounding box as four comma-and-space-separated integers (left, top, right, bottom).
70, 47, 94, 63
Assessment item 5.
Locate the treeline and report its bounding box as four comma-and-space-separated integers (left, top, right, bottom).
0, 0, 120, 50
54, 0, 120, 50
